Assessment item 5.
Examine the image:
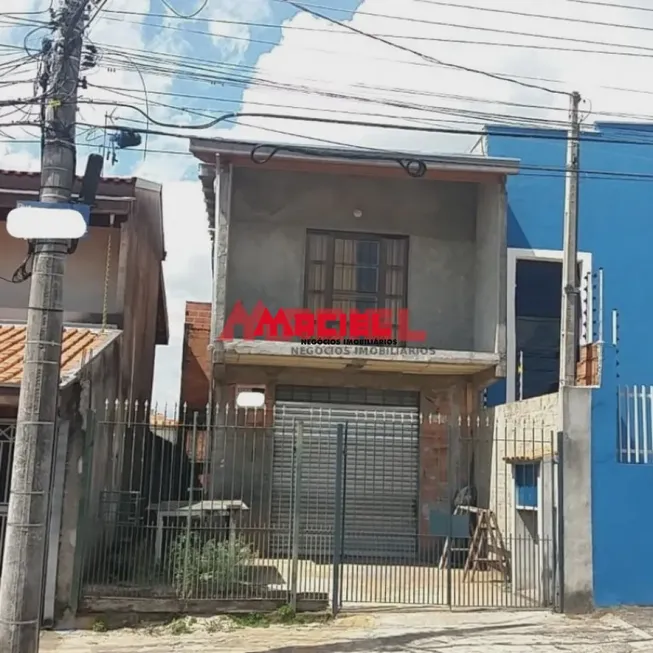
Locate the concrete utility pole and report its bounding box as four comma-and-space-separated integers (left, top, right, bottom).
0, 1, 91, 651
559, 91, 582, 388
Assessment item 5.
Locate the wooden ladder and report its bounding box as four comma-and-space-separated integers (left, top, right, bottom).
437, 506, 510, 583
462, 507, 510, 582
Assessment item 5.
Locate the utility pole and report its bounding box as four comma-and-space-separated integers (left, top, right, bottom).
0, 1, 91, 651
559, 91, 582, 388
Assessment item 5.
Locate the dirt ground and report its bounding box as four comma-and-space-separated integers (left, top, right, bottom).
39, 608, 653, 653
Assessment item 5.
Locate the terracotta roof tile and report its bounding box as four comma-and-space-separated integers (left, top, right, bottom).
150, 413, 179, 428
0, 324, 119, 386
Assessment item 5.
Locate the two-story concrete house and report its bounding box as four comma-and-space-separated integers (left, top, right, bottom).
187, 138, 520, 561
0, 169, 169, 621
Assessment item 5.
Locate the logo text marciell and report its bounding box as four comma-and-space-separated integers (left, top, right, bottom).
218, 301, 426, 342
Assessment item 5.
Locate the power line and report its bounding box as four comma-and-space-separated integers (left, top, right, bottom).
281, 0, 567, 95
413, 0, 653, 34
95, 11, 653, 66
92, 82, 653, 126
160, 0, 208, 19
7, 122, 653, 184
62, 107, 653, 150
10, 130, 653, 185
567, 0, 653, 13
11, 9, 653, 101
94, 40, 573, 120
100, 7, 653, 57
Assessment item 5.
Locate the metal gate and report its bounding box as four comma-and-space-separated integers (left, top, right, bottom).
70, 398, 560, 613
271, 400, 420, 561
0, 420, 16, 572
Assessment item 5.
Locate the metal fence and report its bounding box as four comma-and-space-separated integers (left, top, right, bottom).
77, 402, 558, 611
617, 385, 653, 464
0, 420, 16, 573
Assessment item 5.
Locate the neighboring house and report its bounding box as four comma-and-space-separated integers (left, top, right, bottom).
0, 170, 169, 622
186, 137, 520, 560
482, 122, 653, 609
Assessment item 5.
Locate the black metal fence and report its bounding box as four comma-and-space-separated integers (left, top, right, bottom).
0, 420, 14, 574
76, 401, 559, 611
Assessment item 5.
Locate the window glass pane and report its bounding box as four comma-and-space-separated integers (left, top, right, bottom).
385, 238, 406, 267
355, 296, 377, 311
356, 240, 379, 265
334, 239, 356, 264
333, 264, 356, 291
385, 268, 404, 296
308, 233, 329, 261
307, 262, 327, 292
306, 293, 325, 311
306, 231, 407, 315
356, 266, 378, 292
333, 294, 378, 311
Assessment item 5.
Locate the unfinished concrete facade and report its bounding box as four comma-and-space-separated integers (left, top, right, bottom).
188, 138, 520, 558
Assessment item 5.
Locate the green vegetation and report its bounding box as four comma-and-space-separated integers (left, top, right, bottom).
169, 533, 256, 598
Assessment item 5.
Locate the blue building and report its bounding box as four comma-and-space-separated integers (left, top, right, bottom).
485, 122, 653, 608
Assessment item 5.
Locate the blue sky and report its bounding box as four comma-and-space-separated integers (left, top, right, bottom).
2, 0, 652, 407
2, 0, 365, 181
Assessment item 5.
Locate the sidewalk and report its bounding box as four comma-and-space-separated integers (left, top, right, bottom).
39, 608, 653, 653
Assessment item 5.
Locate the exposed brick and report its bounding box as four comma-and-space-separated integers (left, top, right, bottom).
223, 382, 274, 429
576, 343, 600, 386
185, 301, 211, 331
419, 389, 452, 557
180, 302, 212, 409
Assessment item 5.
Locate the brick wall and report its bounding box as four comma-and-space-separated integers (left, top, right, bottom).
419, 388, 453, 557
180, 301, 211, 409
576, 343, 600, 386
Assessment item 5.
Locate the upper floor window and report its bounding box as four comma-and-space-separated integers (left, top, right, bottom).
304, 230, 408, 337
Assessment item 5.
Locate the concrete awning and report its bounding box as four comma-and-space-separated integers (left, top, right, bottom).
220, 339, 500, 375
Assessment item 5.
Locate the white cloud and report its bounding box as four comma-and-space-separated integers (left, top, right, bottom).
6, 0, 653, 407
0, 2, 214, 407
152, 181, 212, 408
205, 0, 272, 60
229, 0, 653, 153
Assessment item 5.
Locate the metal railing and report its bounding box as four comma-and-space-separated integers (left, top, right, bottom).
77, 401, 557, 611
0, 420, 16, 573
618, 385, 653, 463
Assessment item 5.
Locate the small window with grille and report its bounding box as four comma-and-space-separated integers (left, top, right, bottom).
304, 230, 408, 339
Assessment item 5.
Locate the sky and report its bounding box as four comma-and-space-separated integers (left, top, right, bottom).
2, 0, 653, 407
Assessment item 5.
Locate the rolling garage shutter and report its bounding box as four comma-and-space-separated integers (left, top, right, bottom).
270, 386, 420, 560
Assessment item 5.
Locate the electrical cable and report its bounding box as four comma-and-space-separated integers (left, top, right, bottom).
568, 0, 653, 9
95, 44, 577, 127
92, 79, 575, 136
85, 30, 653, 99
160, 0, 208, 19
68, 103, 653, 152
0, 243, 35, 284
95, 12, 653, 65
413, 0, 653, 34
97, 79, 653, 127
87, 0, 111, 30
278, 0, 653, 37
269, 0, 569, 96
9, 131, 653, 185
96, 9, 648, 56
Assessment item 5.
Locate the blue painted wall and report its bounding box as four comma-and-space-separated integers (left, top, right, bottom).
487, 123, 653, 385
486, 123, 653, 606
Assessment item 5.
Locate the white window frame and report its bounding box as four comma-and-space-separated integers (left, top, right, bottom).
506, 248, 593, 403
